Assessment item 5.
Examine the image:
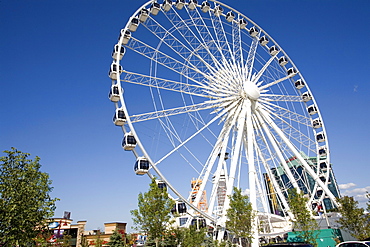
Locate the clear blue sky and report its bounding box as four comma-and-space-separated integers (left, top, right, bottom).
1, 0, 370, 231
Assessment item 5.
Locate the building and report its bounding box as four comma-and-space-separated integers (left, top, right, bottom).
46, 218, 126, 247
264, 152, 340, 215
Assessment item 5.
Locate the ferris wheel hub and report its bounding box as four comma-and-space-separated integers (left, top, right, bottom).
244, 81, 260, 101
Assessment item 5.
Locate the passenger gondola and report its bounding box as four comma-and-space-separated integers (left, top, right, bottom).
128, 17, 139, 32
312, 118, 322, 129
111, 44, 125, 60
278, 56, 288, 66
191, 216, 206, 230
171, 201, 187, 214
162, 0, 172, 12
318, 146, 327, 157
119, 29, 131, 45
316, 189, 323, 198
307, 104, 318, 115
238, 19, 247, 29
301, 92, 312, 102
109, 85, 121, 102
113, 108, 126, 126
320, 161, 328, 170
150, 2, 161, 15
138, 8, 149, 22
269, 45, 279, 56
225, 11, 235, 22
122, 133, 137, 150
175, 0, 185, 10
134, 157, 150, 175
213, 5, 223, 17
108, 63, 123, 80
294, 79, 305, 90
188, 0, 198, 10
201, 1, 210, 12
259, 36, 269, 46
287, 67, 298, 77
316, 132, 325, 143
249, 26, 259, 37
156, 180, 167, 190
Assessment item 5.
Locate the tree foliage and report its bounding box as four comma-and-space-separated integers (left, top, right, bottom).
108, 229, 124, 247
0, 148, 59, 246
170, 225, 207, 247
288, 188, 318, 247
226, 187, 256, 244
336, 195, 370, 240
130, 177, 175, 246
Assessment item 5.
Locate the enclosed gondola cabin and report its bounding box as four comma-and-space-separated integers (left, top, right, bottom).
109, 85, 121, 102
111, 45, 125, 61
249, 27, 259, 37
316, 189, 323, 198
259, 36, 269, 46
318, 146, 327, 157
238, 19, 247, 29
188, 0, 197, 10
175, 0, 185, 10
278, 56, 288, 66
191, 217, 206, 230
150, 2, 161, 15
162, 0, 172, 12
295, 79, 305, 90
108, 63, 123, 80
134, 157, 150, 175
156, 180, 167, 190
201, 1, 210, 12
122, 133, 137, 150
171, 201, 187, 214
287, 67, 298, 77
312, 118, 322, 129
316, 132, 325, 142
119, 29, 131, 45
301, 92, 312, 102
269, 45, 279, 56
307, 104, 318, 115
138, 8, 149, 22
128, 17, 139, 32
213, 5, 223, 17
113, 108, 126, 126
226, 11, 235, 22
319, 176, 326, 183
320, 161, 328, 170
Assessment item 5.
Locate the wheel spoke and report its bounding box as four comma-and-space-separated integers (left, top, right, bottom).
129, 101, 220, 123
122, 70, 210, 98
260, 94, 302, 102
259, 74, 293, 90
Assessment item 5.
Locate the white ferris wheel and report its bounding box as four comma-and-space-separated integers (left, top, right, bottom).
108, 0, 338, 244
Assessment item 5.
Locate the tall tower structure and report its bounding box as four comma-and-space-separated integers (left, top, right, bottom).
190, 179, 208, 212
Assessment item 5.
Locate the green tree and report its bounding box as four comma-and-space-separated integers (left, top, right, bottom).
0, 148, 59, 246
226, 187, 256, 246
94, 232, 104, 247
168, 225, 207, 247
108, 229, 124, 247
182, 225, 208, 247
288, 189, 319, 247
131, 177, 175, 246
56, 234, 72, 247
336, 195, 370, 240
80, 235, 89, 247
